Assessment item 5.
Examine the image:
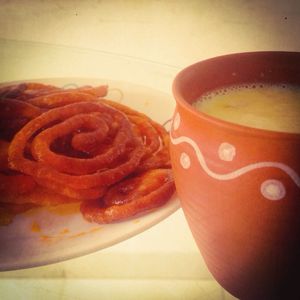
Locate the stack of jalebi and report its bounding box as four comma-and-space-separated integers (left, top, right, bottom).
0, 82, 175, 224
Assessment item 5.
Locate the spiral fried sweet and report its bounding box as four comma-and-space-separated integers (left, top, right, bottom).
27, 85, 108, 108
8, 101, 145, 201
0, 99, 42, 141
0, 82, 59, 100
0, 82, 108, 102
99, 99, 171, 172
0, 140, 36, 200
1, 81, 175, 224
80, 168, 175, 223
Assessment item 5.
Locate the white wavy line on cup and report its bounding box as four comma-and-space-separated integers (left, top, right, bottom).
170, 133, 300, 188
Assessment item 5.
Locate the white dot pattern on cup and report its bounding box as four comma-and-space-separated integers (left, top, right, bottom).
260, 179, 286, 200
180, 152, 191, 169
218, 142, 236, 161
170, 132, 300, 196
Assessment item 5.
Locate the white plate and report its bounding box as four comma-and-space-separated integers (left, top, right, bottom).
0, 78, 180, 271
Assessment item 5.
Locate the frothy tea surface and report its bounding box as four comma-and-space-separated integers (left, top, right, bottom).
193, 84, 300, 133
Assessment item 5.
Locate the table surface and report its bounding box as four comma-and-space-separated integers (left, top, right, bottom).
1, 1, 300, 299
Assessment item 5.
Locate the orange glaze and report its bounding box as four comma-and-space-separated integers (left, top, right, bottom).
45, 202, 80, 216
40, 235, 51, 242
132, 219, 141, 224
31, 221, 41, 232
38, 226, 101, 243
59, 228, 70, 234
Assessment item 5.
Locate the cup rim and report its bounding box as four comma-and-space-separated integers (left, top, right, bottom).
172, 51, 300, 140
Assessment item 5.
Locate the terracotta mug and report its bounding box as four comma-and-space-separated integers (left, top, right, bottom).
170, 52, 300, 299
